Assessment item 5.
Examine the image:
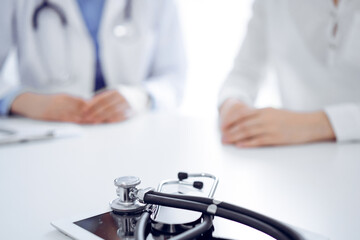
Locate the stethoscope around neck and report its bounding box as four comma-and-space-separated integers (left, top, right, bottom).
32, 0, 134, 39
31, 0, 135, 85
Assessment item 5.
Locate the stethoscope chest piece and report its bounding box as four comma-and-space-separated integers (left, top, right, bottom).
113, 23, 135, 39
110, 176, 146, 214
112, 0, 136, 40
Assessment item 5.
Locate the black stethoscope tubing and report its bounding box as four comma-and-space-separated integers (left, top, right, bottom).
170, 214, 213, 240
136, 212, 213, 240
144, 193, 289, 240
151, 191, 303, 240
136, 191, 304, 240
32, 0, 67, 30
32, 0, 132, 30
135, 211, 150, 240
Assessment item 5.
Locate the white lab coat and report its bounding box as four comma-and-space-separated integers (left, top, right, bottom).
219, 0, 360, 142
0, 0, 185, 112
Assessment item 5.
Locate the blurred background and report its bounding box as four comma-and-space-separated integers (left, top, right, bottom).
178, 0, 281, 117
0, 0, 281, 118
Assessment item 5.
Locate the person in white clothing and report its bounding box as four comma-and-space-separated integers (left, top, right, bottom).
219, 0, 360, 147
0, 0, 185, 124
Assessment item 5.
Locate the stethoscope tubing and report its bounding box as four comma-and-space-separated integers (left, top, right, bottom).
146, 191, 304, 240
134, 211, 150, 240
142, 191, 304, 240
169, 214, 213, 240
33, 0, 68, 30
135, 211, 213, 240
32, 0, 132, 30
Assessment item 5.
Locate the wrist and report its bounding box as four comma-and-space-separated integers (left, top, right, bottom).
306, 111, 336, 142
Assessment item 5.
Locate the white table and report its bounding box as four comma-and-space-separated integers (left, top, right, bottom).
0, 113, 359, 240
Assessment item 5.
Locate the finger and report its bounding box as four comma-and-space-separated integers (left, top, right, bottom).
84, 92, 114, 115
223, 113, 261, 135
105, 112, 129, 123
221, 107, 257, 131
235, 135, 276, 148
95, 103, 130, 123
58, 95, 88, 113
222, 118, 264, 144
49, 103, 85, 123
85, 91, 123, 116
57, 112, 83, 123
67, 116, 83, 124
71, 97, 89, 111
85, 93, 126, 121
66, 98, 89, 122
82, 102, 129, 124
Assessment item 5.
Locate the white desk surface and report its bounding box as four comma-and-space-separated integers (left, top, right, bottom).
0, 113, 359, 240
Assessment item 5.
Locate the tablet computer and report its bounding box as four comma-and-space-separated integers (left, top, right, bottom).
51, 174, 328, 240
51, 208, 114, 240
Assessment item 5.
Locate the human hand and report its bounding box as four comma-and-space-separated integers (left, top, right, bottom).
220, 99, 336, 148
11, 93, 88, 123
82, 90, 131, 124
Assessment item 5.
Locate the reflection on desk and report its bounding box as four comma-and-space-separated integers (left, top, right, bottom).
0, 113, 359, 240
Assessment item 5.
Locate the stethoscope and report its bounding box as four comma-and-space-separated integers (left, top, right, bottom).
109, 172, 305, 240
32, 0, 134, 38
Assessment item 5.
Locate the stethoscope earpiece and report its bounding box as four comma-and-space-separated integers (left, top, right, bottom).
178, 172, 189, 181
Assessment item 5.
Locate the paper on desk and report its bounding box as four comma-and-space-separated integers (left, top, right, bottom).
0, 118, 82, 145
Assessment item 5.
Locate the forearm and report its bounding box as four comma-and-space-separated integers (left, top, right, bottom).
10, 92, 46, 118
302, 111, 336, 143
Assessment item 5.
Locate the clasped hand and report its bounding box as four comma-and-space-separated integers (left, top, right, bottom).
220, 99, 336, 148
11, 90, 132, 124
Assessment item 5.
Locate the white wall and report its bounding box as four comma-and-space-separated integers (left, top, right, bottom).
178, 0, 281, 117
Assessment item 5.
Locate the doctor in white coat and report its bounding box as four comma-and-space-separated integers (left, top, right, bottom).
0, 0, 185, 124
219, 0, 360, 147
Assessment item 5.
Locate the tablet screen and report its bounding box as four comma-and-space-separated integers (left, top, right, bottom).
74, 211, 141, 240
73, 211, 200, 240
